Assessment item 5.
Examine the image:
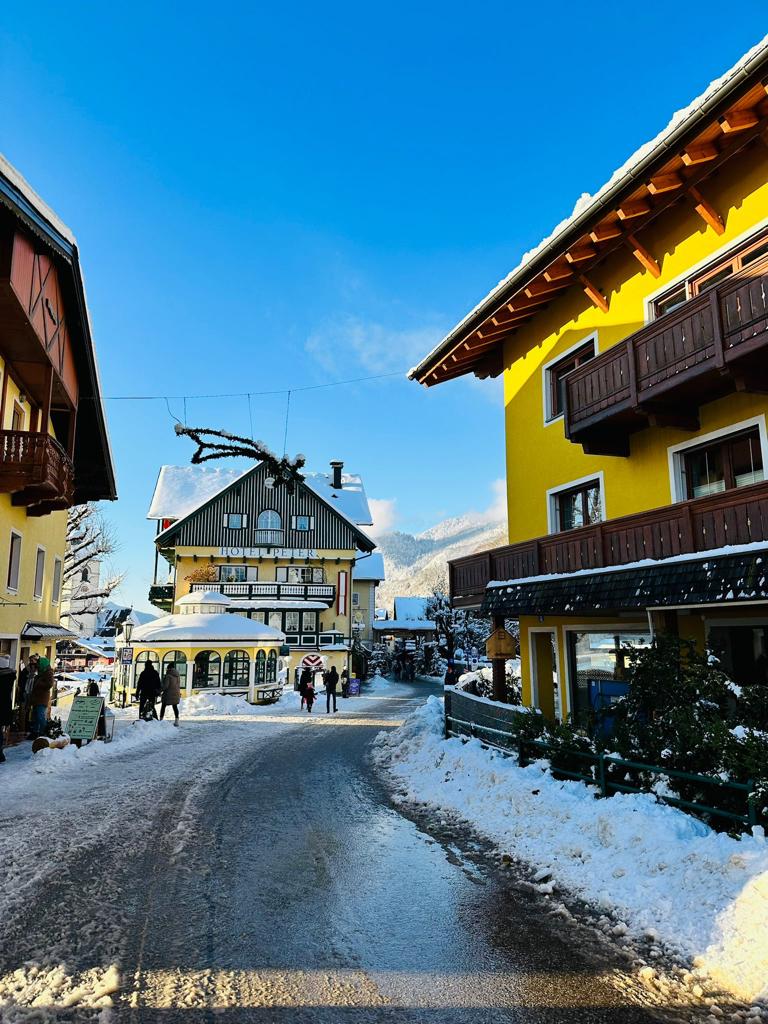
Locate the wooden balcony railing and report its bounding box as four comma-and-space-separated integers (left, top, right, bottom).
564, 254, 768, 454
1, 430, 75, 511
449, 479, 768, 607
189, 581, 336, 604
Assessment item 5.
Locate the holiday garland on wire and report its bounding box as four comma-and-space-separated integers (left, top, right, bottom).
174, 424, 306, 492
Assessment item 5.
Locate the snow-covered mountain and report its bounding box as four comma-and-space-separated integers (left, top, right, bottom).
375, 510, 507, 612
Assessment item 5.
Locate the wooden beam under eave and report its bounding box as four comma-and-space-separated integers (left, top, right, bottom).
720, 109, 759, 133
524, 278, 569, 298
543, 263, 573, 282
578, 273, 608, 313
625, 233, 661, 278
590, 222, 623, 242
681, 143, 718, 166
617, 199, 651, 220
647, 173, 683, 195
689, 185, 725, 235
565, 245, 597, 265
506, 295, 550, 313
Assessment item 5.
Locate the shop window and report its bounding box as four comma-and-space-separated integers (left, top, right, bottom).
680, 427, 764, 499
193, 650, 221, 688
162, 651, 188, 691
7, 531, 21, 592
550, 478, 602, 532
266, 649, 277, 683
223, 649, 249, 687
708, 624, 768, 688
134, 650, 160, 687
567, 630, 650, 727
544, 340, 595, 421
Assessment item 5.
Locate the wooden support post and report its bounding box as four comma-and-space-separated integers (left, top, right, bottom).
578, 274, 609, 313
689, 186, 725, 235
625, 233, 661, 277
491, 614, 507, 704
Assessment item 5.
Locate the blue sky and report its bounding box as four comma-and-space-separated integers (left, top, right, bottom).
1, 5, 765, 611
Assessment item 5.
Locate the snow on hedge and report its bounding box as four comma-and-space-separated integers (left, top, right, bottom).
372, 696, 768, 1004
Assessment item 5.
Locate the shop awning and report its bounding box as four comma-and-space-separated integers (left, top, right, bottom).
21, 622, 78, 641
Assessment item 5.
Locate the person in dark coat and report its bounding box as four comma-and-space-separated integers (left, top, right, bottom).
444, 662, 459, 688
304, 676, 315, 713
299, 667, 311, 710
160, 663, 182, 725
341, 667, 349, 698
325, 666, 339, 713
0, 655, 15, 763
136, 663, 161, 720
29, 657, 53, 738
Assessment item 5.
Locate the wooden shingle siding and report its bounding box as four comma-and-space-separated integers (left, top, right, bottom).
169, 464, 359, 550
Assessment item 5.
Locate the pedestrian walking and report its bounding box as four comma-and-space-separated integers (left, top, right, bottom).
160, 662, 181, 725
0, 654, 15, 763
304, 676, 316, 713
325, 665, 339, 713
136, 662, 161, 720
299, 666, 311, 710
341, 667, 349, 698
28, 656, 53, 738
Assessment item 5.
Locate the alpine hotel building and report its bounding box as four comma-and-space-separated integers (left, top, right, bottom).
411, 40, 768, 722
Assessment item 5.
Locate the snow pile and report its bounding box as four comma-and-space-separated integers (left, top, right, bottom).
373, 697, 768, 1004
182, 688, 300, 717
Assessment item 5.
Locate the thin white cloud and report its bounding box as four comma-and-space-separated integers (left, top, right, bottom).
368, 497, 398, 537
479, 478, 507, 525
305, 315, 446, 376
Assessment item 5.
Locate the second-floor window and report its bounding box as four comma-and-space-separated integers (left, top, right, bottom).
276, 566, 325, 584
217, 564, 257, 583
552, 479, 602, 532
652, 228, 768, 319
681, 427, 764, 500
545, 340, 596, 421
292, 515, 314, 532
223, 513, 247, 530
7, 531, 21, 592
257, 510, 281, 531
34, 547, 46, 600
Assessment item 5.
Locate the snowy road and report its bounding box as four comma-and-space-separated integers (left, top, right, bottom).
1, 681, 695, 1022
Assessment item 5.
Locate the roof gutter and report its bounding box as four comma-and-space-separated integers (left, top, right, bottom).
409, 41, 768, 381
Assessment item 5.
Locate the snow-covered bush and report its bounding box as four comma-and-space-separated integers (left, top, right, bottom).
368, 645, 392, 678
457, 663, 522, 705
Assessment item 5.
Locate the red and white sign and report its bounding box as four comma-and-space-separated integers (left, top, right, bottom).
337, 570, 348, 616
301, 654, 324, 670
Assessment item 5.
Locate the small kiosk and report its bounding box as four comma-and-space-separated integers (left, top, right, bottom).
114, 591, 286, 705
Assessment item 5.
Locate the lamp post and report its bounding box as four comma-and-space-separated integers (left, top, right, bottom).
118, 620, 134, 708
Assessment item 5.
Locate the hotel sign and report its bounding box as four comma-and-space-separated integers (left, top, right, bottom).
218, 547, 319, 559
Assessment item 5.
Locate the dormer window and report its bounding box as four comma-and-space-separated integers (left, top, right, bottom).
224, 513, 247, 530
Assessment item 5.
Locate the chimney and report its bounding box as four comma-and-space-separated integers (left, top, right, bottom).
330, 460, 343, 490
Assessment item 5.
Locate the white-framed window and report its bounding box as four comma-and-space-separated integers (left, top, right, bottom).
352, 591, 360, 607
257, 510, 281, 530
223, 513, 247, 530
216, 564, 257, 583
277, 566, 324, 584
291, 514, 314, 532
33, 547, 46, 600
547, 472, 605, 534
667, 416, 768, 503
7, 531, 22, 593
52, 557, 63, 605
541, 335, 597, 424
285, 611, 300, 632
302, 611, 317, 632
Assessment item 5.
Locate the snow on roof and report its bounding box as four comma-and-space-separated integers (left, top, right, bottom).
176, 591, 232, 608
131, 612, 284, 645
303, 472, 372, 526
410, 35, 768, 379
0, 152, 76, 246
147, 465, 247, 521
353, 553, 385, 581
393, 596, 430, 621
372, 619, 436, 633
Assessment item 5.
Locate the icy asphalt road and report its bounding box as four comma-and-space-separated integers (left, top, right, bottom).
0, 680, 699, 1023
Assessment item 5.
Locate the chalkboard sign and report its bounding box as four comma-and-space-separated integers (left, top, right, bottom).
66, 696, 104, 742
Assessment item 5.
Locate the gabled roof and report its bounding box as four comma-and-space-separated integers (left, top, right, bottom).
353, 552, 385, 581
0, 154, 116, 501
147, 465, 247, 521
303, 471, 372, 526
153, 461, 377, 552
410, 36, 768, 387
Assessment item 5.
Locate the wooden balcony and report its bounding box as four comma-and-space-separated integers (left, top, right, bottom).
564, 255, 768, 455
449, 479, 768, 607
0, 430, 75, 514
148, 584, 174, 612
189, 581, 336, 604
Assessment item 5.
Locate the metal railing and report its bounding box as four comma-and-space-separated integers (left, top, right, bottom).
189, 581, 335, 602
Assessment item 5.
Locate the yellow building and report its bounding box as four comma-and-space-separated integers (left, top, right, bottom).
144, 459, 377, 685
410, 41, 768, 721
0, 156, 115, 675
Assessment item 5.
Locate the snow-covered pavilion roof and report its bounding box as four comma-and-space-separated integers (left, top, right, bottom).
353, 553, 385, 581
176, 591, 232, 608
131, 612, 284, 646
372, 619, 436, 634
394, 596, 430, 621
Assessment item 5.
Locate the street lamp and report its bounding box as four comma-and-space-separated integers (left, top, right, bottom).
117, 620, 134, 708
123, 620, 134, 643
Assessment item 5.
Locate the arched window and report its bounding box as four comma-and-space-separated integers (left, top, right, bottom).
266, 649, 277, 683
257, 510, 281, 530
193, 650, 221, 689
81, 567, 90, 583
256, 649, 266, 683
162, 651, 188, 692
223, 649, 250, 687
134, 650, 159, 686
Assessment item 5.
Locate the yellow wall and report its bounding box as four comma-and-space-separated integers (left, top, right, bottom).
502, 145, 768, 544
0, 356, 68, 663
